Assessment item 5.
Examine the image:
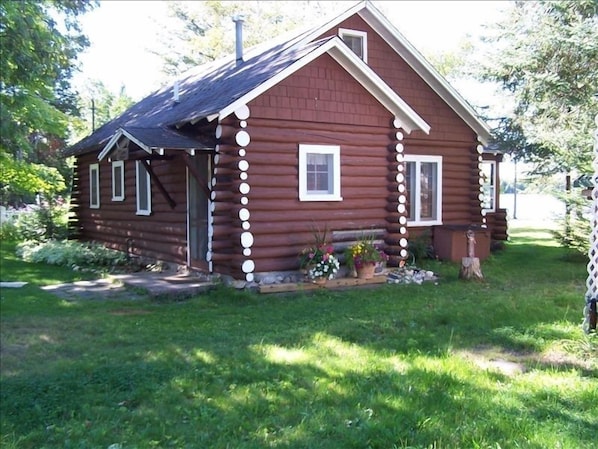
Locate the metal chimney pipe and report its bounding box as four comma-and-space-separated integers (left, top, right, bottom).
232, 15, 245, 66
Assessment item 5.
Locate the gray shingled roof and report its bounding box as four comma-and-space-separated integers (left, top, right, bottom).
66, 22, 325, 157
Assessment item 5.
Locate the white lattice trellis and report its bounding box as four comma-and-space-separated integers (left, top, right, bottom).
583, 113, 598, 333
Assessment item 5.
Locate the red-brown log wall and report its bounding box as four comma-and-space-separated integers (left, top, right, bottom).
70, 152, 189, 264
317, 15, 484, 233
210, 54, 398, 274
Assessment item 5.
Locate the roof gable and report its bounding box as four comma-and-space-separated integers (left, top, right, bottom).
298, 1, 492, 145
67, 0, 488, 156
219, 36, 429, 134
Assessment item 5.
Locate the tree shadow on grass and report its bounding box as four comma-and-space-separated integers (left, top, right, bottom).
1, 232, 595, 448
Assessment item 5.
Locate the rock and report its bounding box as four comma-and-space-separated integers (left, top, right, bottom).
231, 280, 246, 289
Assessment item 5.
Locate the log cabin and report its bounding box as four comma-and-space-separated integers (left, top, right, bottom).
65, 1, 508, 281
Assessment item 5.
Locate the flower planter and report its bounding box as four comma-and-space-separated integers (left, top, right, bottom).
356, 263, 376, 279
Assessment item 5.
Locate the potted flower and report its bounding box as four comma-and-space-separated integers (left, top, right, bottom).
299, 226, 340, 284
344, 234, 388, 279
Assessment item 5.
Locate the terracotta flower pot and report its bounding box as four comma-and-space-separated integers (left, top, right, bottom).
357, 263, 376, 279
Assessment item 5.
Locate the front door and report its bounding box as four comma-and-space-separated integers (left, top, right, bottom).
187, 153, 210, 269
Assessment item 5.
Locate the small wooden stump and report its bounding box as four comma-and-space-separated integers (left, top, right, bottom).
459, 229, 484, 280
459, 256, 483, 280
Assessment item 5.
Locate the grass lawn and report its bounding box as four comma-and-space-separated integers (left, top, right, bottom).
1, 224, 596, 449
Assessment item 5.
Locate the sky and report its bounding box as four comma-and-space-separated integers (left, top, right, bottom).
74, 0, 513, 103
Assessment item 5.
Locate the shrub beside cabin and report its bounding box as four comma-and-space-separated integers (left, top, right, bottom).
66, 1, 508, 282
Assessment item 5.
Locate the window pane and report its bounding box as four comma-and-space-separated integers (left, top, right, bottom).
307, 153, 331, 193
481, 163, 495, 210
139, 167, 148, 210
113, 165, 122, 198
405, 162, 415, 220
343, 35, 363, 59
420, 162, 437, 220
90, 165, 99, 208
137, 161, 150, 213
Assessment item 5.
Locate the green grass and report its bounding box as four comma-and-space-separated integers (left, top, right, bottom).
1, 225, 596, 449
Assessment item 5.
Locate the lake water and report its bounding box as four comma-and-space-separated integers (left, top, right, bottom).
500, 193, 566, 229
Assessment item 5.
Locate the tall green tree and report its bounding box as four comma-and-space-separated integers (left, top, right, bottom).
70, 80, 135, 144
480, 0, 598, 177
0, 0, 96, 203
479, 0, 598, 253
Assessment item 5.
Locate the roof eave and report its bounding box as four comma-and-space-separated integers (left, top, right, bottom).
326, 43, 430, 134
216, 37, 429, 135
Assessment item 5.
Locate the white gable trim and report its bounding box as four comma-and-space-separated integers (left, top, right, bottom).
294, 1, 491, 145
98, 128, 152, 161
359, 6, 492, 145
219, 37, 429, 135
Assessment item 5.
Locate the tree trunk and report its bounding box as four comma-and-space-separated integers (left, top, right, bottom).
459, 257, 484, 280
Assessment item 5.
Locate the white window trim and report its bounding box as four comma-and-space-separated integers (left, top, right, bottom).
481, 160, 496, 212
89, 163, 100, 209
405, 155, 443, 226
338, 28, 368, 62
299, 144, 342, 202
111, 160, 125, 201
136, 160, 152, 216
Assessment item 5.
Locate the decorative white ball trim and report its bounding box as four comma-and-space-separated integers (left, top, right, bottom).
241, 231, 254, 248
235, 130, 250, 147
242, 259, 255, 273
239, 208, 250, 221
239, 182, 250, 194
234, 105, 250, 120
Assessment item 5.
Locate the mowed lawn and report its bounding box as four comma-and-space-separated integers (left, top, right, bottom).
1, 224, 596, 449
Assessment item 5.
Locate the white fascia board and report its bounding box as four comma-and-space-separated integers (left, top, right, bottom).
219, 37, 429, 135
98, 128, 152, 161
358, 7, 492, 145
120, 129, 152, 154
326, 41, 430, 134
98, 130, 124, 161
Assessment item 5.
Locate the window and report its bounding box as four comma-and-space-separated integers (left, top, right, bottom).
404, 155, 442, 225
89, 163, 100, 209
481, 161, 496, 212
111, 160, 125, 201
136, 160, 152, 215
299, 144, 342, 201
339, 28, 367, 62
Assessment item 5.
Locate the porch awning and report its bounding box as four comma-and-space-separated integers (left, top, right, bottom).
98, 126, 215, 161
